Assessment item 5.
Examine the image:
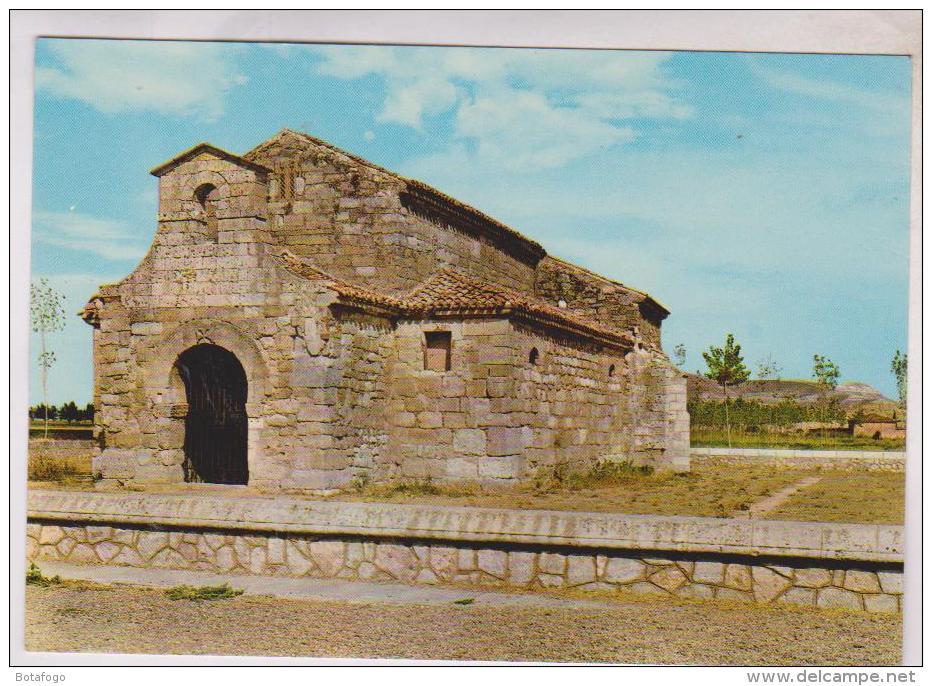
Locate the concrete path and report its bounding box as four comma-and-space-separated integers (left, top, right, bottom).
734, 476, 823, 519
33, 560, 631, 611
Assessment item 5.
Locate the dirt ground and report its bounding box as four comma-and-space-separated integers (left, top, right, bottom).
25, 582, 902, 665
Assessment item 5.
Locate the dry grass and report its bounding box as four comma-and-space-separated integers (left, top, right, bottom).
691, 428, 904, 451
26, 442, 904, 524
341, 461, 812, 518
24, 582, 901, 664
27, 449, 91, 484
769, 472, 906, 524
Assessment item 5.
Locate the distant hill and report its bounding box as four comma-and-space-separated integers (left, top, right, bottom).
685, 374, 900, 419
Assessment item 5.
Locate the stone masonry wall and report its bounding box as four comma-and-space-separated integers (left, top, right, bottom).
535, 257, 663, 350
25, 521, 902, 613
378, 318, 689, 482
89, 134, 688, 491
246, 131, 538, 296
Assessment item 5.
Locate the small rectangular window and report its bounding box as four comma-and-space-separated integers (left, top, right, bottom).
424, 331, 452, 372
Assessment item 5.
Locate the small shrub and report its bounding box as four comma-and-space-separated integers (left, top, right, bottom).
26, 563, 61, 587
28, 452, 83, 482
358, 477, 482, 499
350, 472, 371, 492
533, 460, 654, 492
165, 583, 244, 601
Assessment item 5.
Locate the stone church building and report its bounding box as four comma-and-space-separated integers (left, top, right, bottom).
81, 129, 689, 491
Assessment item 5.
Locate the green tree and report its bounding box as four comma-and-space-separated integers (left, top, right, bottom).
31, 278, 66, 438
672, 343, 687, 368
756, 354, 783, 380
60, 400, 79, 423
891, 350, 907, 408
812, 354, 841, 432
702, 333, 751, 447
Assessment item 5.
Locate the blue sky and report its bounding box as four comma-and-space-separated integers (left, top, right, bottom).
30, 39, 912, 405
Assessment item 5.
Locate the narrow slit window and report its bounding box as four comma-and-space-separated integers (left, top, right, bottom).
194, 183, 219, 237
529, 347, 539, 365
608, 364, 616, 377
424, 331, 452, 372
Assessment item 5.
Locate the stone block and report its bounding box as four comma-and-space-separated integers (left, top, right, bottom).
566, 555, 597, 586
650, 565, 688, 592
508, 551, 536, 586
864, 594, 899, 614
486, 427, 525, 457
603, 558, 645, 584
537, 552, 566, 575
843, 570, 881, 594
477, 549, 508, 579
374, 544, 419, 582
453, 429, 486, 455
817, 587, 863, 611
752, 566, 793, 603
778, 587, 817, 607
724, 564, 753, 591
309, 540, 345, 576
877, 571, 903, 594
691, 560, 724, 584
794, 567, 833, 588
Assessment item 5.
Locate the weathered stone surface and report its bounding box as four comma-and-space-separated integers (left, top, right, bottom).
794, 567, 833, 588
724, 564, 753, 592
650, 566, 688, 592
374, 544, 419, 582
38, 526, 64, 546
691, 560, 724, 584
877, 571, 903, 594
136, 531, 169, 560
863, 594, 899, 614
309, 540, 345, 577
507, 551, 536, 586
537, 552, 566, 575
817, 587, 863, 611
94, 541, 121, 563
566, 555, 597, 586
843, 570, 881, 594
779, 587, 817, 606
85, 130, 690, 490
603, 558, 645, 584
477, 549, 508, 579
429, 546, 459, 579
752, 566, 793, 603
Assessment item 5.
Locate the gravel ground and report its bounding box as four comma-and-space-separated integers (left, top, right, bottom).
25, 583, 901, 665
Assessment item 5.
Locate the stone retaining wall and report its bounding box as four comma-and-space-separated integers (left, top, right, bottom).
26, 490, 903, 613
691, 448, 905, 472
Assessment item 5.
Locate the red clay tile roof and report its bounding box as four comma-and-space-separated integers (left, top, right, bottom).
276, 250, 632, 349
406, 269, 633, 348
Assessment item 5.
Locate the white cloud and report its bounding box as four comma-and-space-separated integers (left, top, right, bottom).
36, 39, 247, 119
307, 46, 689, 168
33, 210, 148, 261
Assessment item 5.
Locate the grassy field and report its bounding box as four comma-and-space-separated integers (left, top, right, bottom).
691, 428, 905, 451
340, 463, 815, 519
27, 439, 96, 485
27, 441, 905, 524
770, 472, 906, 525
25, 581, 901, 664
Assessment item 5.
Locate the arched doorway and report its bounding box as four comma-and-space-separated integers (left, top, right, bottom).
175, 344, 249, 485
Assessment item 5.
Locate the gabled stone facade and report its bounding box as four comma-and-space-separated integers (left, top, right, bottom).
82, 129, 689, 491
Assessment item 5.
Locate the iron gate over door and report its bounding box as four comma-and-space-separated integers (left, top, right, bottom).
175, 344, 249, 485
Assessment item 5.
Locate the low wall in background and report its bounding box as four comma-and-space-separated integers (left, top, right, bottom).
690, 447, 905, 472
26, 489, 903, 613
